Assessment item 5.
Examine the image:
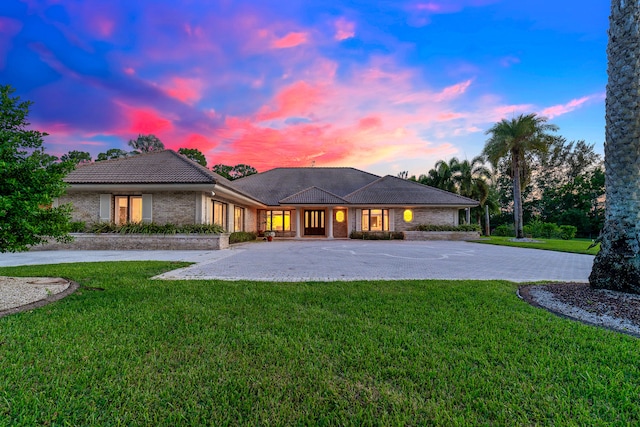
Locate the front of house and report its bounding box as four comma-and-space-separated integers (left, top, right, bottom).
60, 150, 478, 238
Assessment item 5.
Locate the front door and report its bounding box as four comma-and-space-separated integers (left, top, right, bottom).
304, 210, 325, 236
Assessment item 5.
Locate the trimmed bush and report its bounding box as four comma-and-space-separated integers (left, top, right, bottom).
412, 224, 481, 232
87, 222, 225, 235
229, 231, 257, 244
69, 221, 87, 232
349, 231, 404, 240
558, 225, 577, 240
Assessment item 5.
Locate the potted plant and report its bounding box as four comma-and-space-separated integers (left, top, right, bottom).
265, 230, 275, 241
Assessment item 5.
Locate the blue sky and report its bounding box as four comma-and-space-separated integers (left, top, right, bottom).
0, 0, 609, 176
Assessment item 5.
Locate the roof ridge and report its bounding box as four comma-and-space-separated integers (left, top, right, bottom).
279, 186, 349, 203
385, 175, 479, 203
168, 150, 221, 182
343, 175, 386, 199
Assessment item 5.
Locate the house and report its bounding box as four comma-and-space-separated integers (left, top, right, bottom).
60, 149, 478, 238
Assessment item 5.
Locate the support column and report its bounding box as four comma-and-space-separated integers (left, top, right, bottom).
295, 208, 301, 238
328, 207, 334, 239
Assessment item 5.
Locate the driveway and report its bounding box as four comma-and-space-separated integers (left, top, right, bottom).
0, 240, 594, 283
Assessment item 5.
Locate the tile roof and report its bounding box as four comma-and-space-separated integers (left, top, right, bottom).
64, 150, 228, 185
344, 175, 478, 206
232, 167, 380, 205
279, 186, 349, 205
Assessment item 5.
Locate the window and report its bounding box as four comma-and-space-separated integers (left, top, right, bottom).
234, 206, 245, 232
361, 209, 389, 231
114, 196, 142, 225
266, 210, 291, 231
212, 201, 227, 229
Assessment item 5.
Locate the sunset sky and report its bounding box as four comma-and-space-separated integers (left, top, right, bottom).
1, 0, 608, 176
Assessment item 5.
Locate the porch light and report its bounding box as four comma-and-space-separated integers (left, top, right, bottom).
403, 209, 413, 222
336, 211, 345, 222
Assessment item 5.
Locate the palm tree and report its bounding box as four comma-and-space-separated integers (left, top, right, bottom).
483, 113, 558, 238
127, 134, 165, 153
590, 1, 640, 293
453, 156, 492, 227
420, 158, 459, 193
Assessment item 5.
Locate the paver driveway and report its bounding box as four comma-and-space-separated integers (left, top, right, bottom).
0, 240, 593, 283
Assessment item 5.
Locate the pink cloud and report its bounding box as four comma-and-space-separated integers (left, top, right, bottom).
540, 94, 604, 118
164, 77, 204, 105
257, 81, 323, 121
128, 108, 174, 135
334, 18, 355, 41
271, 32, 308, 49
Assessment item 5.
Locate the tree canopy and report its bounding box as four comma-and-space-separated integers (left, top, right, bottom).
0, 85, 74, 252
96, 148, 128, 161
60, 150, 92, 165
127, 134, 165, 153
178, 147, 207, 167
211, 163, 258, 180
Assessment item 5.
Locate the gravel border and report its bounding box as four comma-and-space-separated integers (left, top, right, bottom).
518, 283, 640, 338
0, 278, 80, 319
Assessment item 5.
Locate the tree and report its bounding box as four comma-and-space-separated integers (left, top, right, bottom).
127, 134, 164, 153
419, 158, 459, 192
590, 1, 640, 293
453, 156, 492, 227
178, 147, 207, 167
483, 113, 559, 239
96, 148, 128, 161
0, 85, 74, 252
60, 150, 91, 165
212, 163, 258, 180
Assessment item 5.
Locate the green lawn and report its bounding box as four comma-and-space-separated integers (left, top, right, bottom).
1, 262, 638, 425
470, 236, 600, 255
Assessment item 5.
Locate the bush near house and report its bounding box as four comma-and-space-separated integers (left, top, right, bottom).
85, 222, 225, 235
229, 231, 257, 244
411, 224, 481, 232
349, 231, 404, 240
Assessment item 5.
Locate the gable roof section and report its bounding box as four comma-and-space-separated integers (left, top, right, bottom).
232, 167, 380, 205
279, 186, 349, 205
344, 175, 478, 206
65, 150, 227, 185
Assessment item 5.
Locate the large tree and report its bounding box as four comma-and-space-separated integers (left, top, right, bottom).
419, 158, 459, 192
212, 163, 258, 180
60, 150, 92, 165
453, 156, 492, 227
0, 85, 74, 252
127, 134, 165, 153
483, 113, 559, 238
178, 147, 207, 167
590, 1, 640, 293
96, 148, 128, 161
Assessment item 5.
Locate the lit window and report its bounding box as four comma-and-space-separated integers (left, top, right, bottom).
114, 196, 142, 225
234, 206, 245, 232
335, 211, 345, 223
361, 209, 389, 231
212, 201, 227, 229
266, 210, 291, 231
403, 209, 413, 222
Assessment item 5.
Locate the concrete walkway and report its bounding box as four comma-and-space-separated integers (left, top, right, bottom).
1, 240, 595, 283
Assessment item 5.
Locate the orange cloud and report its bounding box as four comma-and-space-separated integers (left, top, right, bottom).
334, 18, 355, 41
271, 32, 308, 49
129, 108, 173, 135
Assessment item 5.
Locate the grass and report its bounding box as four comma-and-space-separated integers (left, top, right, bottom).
470, 236, 600, 255
1, 261, 638, 425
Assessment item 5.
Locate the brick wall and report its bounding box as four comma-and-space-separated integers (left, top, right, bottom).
393, 207, 459, 232
33, 233, 230, 250
59, 192, 101, 223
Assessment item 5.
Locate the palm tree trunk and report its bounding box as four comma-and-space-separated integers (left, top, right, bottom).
512, 163, 524, 239
590, 0, 640, 293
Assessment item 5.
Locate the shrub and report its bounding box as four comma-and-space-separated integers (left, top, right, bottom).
412, 224, 481, 232
493, 224, 515, 237
558, 225, 577, 240
229, 231, 257, 244
349, 231, 404, 240
87, 222, 224, 235
69, 221, 87, 232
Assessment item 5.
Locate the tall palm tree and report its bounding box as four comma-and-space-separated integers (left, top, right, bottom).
590, 1, 640, 293
127, 134, 165, 154
483, 113, 558, 238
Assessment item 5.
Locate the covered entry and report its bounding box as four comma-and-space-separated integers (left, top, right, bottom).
304, 209, 325, 236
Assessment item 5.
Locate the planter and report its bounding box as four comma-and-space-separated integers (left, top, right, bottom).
265, 231, 275, 242
32, 233, 231, 251
402, 231, 481, 241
